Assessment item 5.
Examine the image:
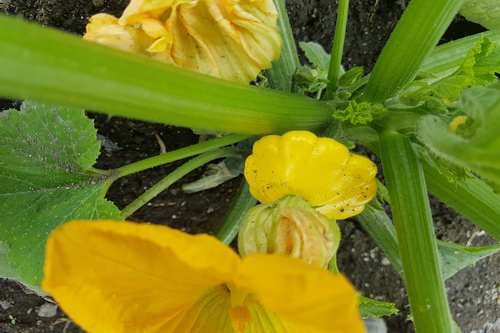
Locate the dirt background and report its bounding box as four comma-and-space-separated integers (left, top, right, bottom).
0, 0, 499, 332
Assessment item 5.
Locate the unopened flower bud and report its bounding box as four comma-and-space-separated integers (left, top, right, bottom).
238, 196, 340, 269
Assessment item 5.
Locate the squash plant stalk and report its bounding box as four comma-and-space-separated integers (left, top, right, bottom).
0, 16, 331, 135
327, 0, 349, 95
216, 182, 256, 245
380, 131, 453, 333
365, 0, 464, 102
266, 0, 301, 92
112, 134, 250, 180
121, 148, 239, 218
423, 161, 500, 241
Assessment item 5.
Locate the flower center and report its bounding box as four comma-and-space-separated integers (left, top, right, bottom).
226, 283, 252, 332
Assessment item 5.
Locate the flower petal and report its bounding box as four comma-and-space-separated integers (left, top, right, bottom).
237, 255, 365, 333
244, 131, 377, 219
42, 220, 240, 333
85, 0, 281, 82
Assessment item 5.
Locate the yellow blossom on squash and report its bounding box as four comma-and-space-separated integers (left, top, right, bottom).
84, 0, 282, 83
244, 131, 377, 220
42, 220, 364, 333
448, 115, 468, 133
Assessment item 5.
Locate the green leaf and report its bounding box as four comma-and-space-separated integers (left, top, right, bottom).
392, 38, 500, 111
182, 158, 242, 193
299, 41, 331, 71
438, 241, 500, 280
0, 102, 119, 289
421, 31, 500, 75
358, 201, 500, 280
359, 296, 399, 319
461, 0, 500, 30
417, 85, 500, 189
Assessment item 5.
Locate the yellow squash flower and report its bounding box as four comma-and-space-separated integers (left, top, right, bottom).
244, 131, 377, 220
448, 115, 468, 133
42, 220, 364, 333
84, 0, 282, 83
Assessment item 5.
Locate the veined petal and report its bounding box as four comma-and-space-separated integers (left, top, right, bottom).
42, 220, 240, 333
85, 0, 282, 82
84, 13, 154, 54
161, 286, 235, 333
236, 255, 365, 333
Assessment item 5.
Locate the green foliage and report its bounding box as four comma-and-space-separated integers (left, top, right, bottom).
357, 201, 500, 281
0, 102, 120, 289
417, 85, 500, 190
294, 42, 331, 98
299, 41, 331, 71
182, 157, 243, 193
359, 296, 399, 319
461, 0, 500, 30
333, 101, 387, 125
438, 241, 500, 280
390, 38, 500, 111
294, 66, 329, 99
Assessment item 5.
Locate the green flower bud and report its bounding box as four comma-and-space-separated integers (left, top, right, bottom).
238, 196, 341, 269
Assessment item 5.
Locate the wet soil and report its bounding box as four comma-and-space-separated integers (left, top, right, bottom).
1, 0, 499, 332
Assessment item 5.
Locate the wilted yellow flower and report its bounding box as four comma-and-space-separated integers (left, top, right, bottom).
84, 0, 282, 83
42, 220, 364, 333
238, 196, 341, 269
244, 131, 377, 220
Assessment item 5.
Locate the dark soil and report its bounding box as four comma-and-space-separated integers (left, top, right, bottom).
1, 1, 498, 332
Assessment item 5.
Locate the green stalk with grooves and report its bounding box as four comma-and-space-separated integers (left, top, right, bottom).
380, 132, 453, 333
356, 204, 402, 273
365, 0, 464, 102
423, 161, 500, 240
111, 134, 250, 180
327, 0, 349, 95
121, 148, 239, 218
216, 182, 256, 244
267, 0, 301, 92
0, 16, 330, 135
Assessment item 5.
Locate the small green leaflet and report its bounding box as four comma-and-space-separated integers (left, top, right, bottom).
461, 0, 500, 30
359, 296, 399, 319
299, 41, 331, 71
438, 241, 500, 280
0, 102, 120, 290
417, 85, 500, 190
333, 101, 387, 126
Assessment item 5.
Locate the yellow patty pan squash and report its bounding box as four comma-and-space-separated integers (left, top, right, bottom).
244, 131, 378, 220
84, 0, 282, 83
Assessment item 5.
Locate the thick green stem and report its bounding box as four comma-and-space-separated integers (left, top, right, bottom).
365, 0, 464, 102
380, 131, 453, 333
121, 148, 238, 218
267, 0, 301, 92
327, 0, 349, 95
423, 161, 500, 241
112, 134, 249, 180
0, 16, 330, 134
216, 182, 256, 244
